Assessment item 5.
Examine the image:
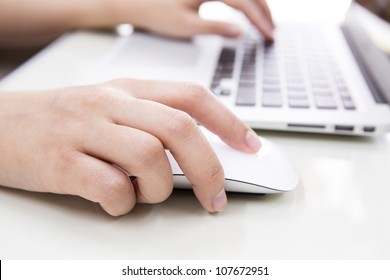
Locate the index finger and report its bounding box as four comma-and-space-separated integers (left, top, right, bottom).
109, 79, 262, 154
103, 95, 227, 213
257, 0, 275, 28
221, 0, 275, 41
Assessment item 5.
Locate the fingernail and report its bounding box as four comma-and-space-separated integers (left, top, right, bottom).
212, 188, 227, 212
266, 31, 274, 42
266, 23, 275, 40
226, 24, 241, 37
245, 130, 262, 151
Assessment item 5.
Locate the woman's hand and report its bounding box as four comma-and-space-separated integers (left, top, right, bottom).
108, 0, 275, 40
0, 79, 261, 216
0, 0, 274, 47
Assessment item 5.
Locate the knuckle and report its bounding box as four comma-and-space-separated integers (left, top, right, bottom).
58, 149, 79, 167
165, 110, 197, 137
206, 162, 225, 187
57, 150, 136, 216
184, 83, 209, 105
104, 174, 131, 200
106, 78, 134, 88
97, 170, 136, 216
52, 86, 121, 113
134, 137, 165, 168
229, 114, 241, 132
81, 87, 120, 110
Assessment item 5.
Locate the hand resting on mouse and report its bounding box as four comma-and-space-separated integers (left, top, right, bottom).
0, 78, 262, 216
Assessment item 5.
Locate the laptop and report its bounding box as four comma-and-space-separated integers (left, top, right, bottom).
80, 0, 390, 136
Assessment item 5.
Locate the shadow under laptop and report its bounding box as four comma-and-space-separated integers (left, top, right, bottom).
256, 129, 378, 144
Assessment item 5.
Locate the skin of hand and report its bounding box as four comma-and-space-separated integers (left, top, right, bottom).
0, 0, 274, 47
101, 0, 275, 40
0, 79, 261, 216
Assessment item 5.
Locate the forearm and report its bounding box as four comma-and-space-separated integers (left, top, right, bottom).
0, 0, 275, 47
0, 0, 123, 48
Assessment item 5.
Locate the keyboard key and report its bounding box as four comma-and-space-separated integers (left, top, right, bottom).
219, 48, 236, 62
288, 97, 310, 108
313, 89, 333, 96
287, 78, 304, 85
242, 65, 256, 72
262, 94, 282, 107
286, 72, 303, 80
210, 47, 236, 90
220, 89, 231, 96
263, 78, 280, 85
341, 96, 356, 110
236, 88, 256, 106
263, 86, 281, 93
239, 81, 256, 88
212, 82, 222, 91
310, 74, 328, 82
218, 64, 234, 78
263, 69, 279, 78
240, 73, 256, 81
338, 86, 350, 97
315, 96, 337, 109
286, 68, 302, 76
312, 81, 331, 88
288, 92, 308, 99
335, 77, 347, 86
288, 85, 306, 92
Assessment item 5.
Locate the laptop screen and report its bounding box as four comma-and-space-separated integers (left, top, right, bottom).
355, 0, 390, 23
344, 0, 390, 103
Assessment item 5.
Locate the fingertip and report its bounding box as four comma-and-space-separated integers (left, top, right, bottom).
265, 36, 275, 43
260, 24, 275, 42
264, 30, 275, 42
211, 188, 228, 213
197, 187, 228, 213
245, 129, 262, 152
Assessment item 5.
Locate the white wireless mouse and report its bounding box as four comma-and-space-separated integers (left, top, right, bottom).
166, 130, 299, 194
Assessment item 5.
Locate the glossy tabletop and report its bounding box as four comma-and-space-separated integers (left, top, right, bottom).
1, 0, 389, 259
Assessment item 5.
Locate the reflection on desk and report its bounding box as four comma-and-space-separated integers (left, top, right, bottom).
1, 131, 390, 259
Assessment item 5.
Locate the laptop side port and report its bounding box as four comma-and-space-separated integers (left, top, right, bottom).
287, 124, 326, 129
363, 126, 376, 133
335, 125, 354, 132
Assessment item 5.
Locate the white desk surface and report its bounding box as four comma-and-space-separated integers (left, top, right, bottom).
1, 0, 390, 260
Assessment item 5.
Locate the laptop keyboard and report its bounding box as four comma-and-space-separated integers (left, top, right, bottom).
211, 25, 356, 111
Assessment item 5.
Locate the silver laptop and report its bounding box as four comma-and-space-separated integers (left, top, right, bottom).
3, 1, 390, 136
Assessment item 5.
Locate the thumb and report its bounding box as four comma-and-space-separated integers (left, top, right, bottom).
189, 17, 242, 37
